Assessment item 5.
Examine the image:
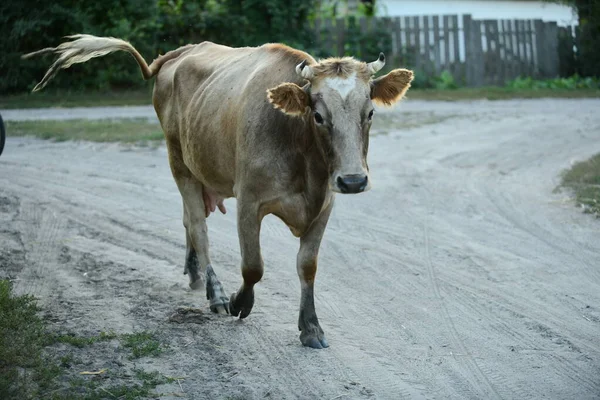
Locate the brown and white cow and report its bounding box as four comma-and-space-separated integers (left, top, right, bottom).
26, 35, 413, 348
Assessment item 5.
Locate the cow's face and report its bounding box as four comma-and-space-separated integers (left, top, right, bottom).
268, 54, 413, 194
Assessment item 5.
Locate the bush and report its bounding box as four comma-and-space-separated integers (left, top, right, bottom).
506, 75, 600, 90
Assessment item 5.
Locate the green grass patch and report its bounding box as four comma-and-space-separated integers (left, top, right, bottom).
408, 87, 600, 101
6, 119, 164, 143
0, 279, 172, 399
0, 89, 152, 110
121, 332, 164, 359
0, 279, 62, 399
561, 153, 600, 216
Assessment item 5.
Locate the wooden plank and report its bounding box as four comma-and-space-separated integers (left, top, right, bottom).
483, 20, 494, 85
451, 15, 462, 82
433, 15, 442, 74
515, 20, 524, 77
422, 16, 430, 76
545, 21, 559, 77
526, 20, 536, 77
403, 16, 413, 66
413, 16, 422, 73
490, 20, 502, 84
534, 19, 546, 78
335, 18, 346, 57
443, 15, 451, 72
502, 20, 514, 81
463, 14, 484, 87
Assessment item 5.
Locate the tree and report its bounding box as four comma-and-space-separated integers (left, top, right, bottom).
547, 0, 600, 77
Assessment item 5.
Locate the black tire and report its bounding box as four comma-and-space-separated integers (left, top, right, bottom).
0, 114, 5, 157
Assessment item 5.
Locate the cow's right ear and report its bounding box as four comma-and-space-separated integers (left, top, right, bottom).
267, 83, 310, 116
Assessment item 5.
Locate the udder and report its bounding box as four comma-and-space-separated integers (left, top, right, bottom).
203, 186, 227, 217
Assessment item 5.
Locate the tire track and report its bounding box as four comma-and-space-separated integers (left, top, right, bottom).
422, 187, 503, 400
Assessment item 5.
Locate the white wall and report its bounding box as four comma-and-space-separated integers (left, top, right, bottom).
377, 0, 577, 26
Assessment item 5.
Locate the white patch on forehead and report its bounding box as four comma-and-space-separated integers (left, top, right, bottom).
324, 72, 357, 100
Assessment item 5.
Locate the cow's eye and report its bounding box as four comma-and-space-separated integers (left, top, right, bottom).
314, 112, 324, 124
368, 109, 374, 120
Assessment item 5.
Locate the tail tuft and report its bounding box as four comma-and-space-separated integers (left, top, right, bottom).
23, 34, 153, 92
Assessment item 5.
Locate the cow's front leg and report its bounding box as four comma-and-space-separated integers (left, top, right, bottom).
297, 200, 333, 349
229, 201, 263, 319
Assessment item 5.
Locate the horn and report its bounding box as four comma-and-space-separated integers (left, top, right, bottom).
296, 60, 314, 80
367, 52, 386, 74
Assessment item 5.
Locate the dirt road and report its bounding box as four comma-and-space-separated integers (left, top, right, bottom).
1, 99, 599, 399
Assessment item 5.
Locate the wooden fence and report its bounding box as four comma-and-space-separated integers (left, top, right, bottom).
313, 14, 568, 86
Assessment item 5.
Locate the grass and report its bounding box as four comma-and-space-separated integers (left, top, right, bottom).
121, 332, 164, 359
0, 279, 172, 399
0, 89, 152, 110
1, 86, 599, 110
0, 280, 61, 399
561, 153, 600, 216
407, 87, 600, 101
6, 119, 164, 143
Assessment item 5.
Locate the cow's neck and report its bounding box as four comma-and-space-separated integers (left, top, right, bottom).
302, 140, 331, 205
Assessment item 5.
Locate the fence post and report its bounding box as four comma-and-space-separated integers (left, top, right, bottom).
534, 20, 546, 78
464, 14, 484, 86
546, 22, 559, 78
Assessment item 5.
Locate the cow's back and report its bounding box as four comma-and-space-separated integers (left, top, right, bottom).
153, 42, 315, 197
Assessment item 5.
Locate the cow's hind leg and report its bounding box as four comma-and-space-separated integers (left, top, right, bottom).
167, 141, 229, 314
297, 201, 333, 349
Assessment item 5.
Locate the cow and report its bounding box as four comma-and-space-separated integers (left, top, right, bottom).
25, 35, 413, 348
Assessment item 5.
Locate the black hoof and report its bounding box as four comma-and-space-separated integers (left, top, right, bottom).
300, 332, 329, 349
229, 290, 254, 319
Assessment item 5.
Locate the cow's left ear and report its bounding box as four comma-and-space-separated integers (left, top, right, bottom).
267, 83, 310, 116
370, 69, 414, 106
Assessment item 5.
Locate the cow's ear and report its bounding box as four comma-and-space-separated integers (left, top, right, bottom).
267, 83, 310, 116
370, 69, 414, 106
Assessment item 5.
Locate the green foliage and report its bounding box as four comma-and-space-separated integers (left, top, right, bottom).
0, 0, 158, 93
433, 70, 458, 90
1, 0, 321, 94
506, 75, 600, 90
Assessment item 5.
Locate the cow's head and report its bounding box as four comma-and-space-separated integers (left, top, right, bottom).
267, 53, 413, 194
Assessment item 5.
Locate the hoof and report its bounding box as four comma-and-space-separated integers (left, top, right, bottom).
229, 290, 254, 319
205, 264, 229, 314
209, 299, 230, 315
300, 333, 329, 349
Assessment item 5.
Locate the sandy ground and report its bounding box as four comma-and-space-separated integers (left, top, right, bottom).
1, 99, 600, 399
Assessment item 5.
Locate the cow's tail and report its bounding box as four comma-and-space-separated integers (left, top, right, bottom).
22, 34, 188, 92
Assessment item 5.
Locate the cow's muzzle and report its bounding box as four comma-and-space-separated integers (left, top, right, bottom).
335, 174, 368, 194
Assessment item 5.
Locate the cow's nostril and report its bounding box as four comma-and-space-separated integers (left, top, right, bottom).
336, 176, 348, 193
337, 175, 367, 194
